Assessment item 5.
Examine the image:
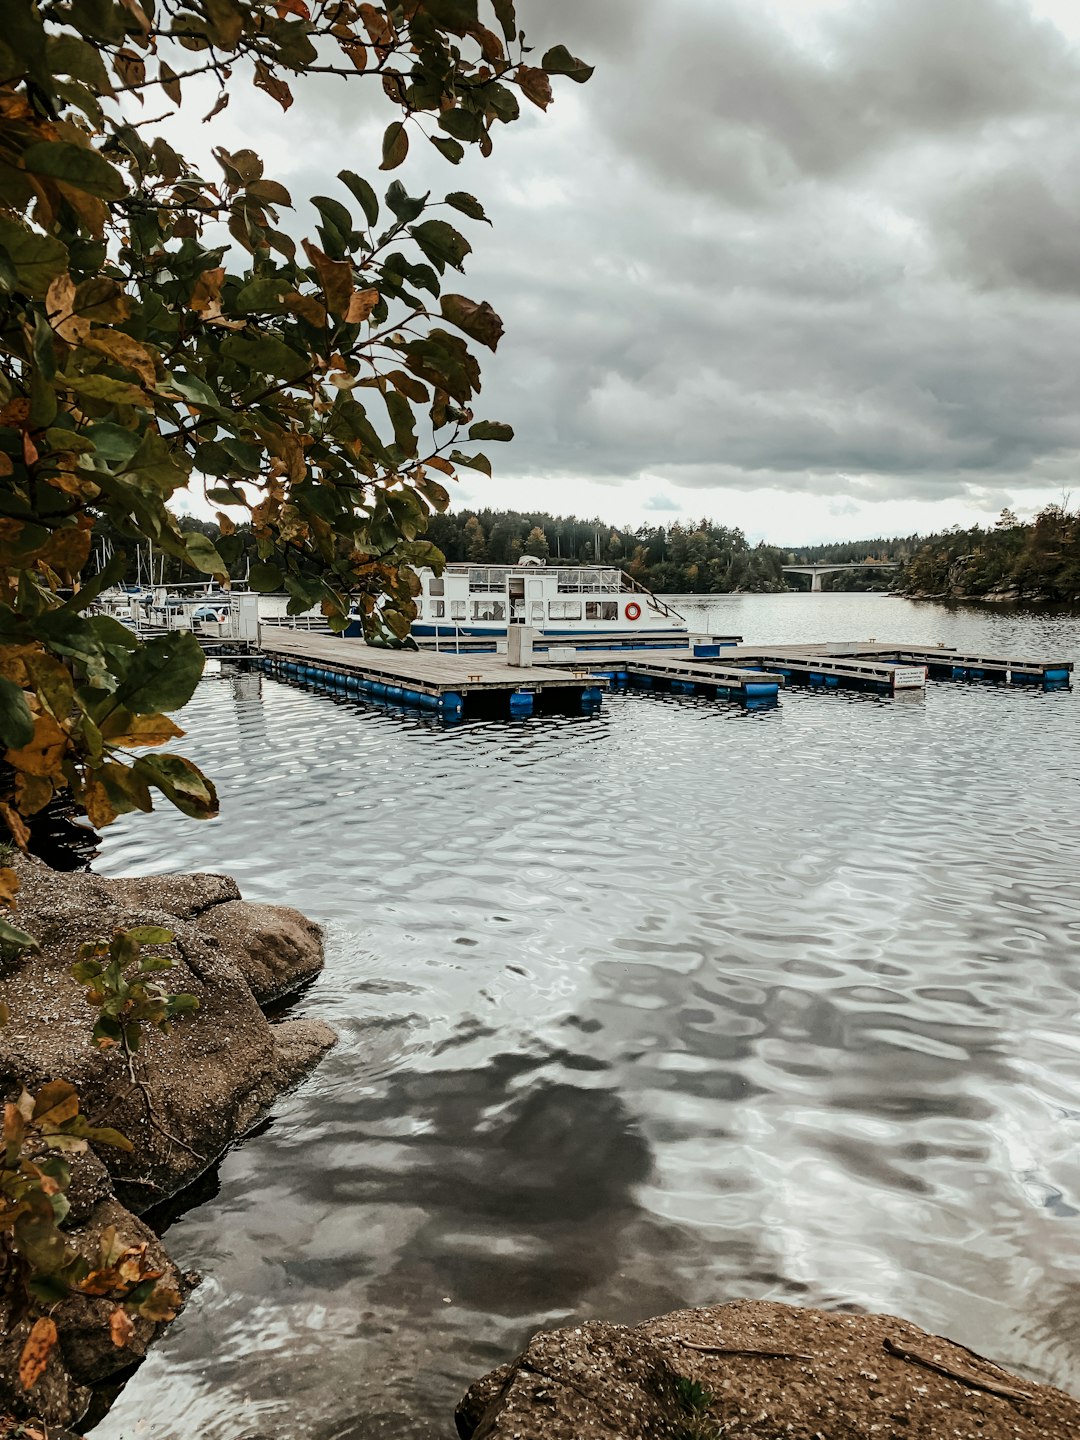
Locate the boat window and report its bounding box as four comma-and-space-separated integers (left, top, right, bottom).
469, 567, 511, 592
472, 600, 506, 621
450, 600, 466, 620
431, 601, 445, 617
529, 602, 544, 623
586, 601, 619, 621
429, 577, 445, 596
549, 600, 582, 620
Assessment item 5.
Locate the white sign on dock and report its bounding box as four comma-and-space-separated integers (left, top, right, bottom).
891, 666, 928, 689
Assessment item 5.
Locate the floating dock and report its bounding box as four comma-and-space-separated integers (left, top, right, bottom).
257, 629, 604, 720
253, 629, 1072, 722
716, 643, 1072, 691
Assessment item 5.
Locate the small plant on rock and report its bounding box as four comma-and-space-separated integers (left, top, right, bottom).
1, 1081, 182, 1392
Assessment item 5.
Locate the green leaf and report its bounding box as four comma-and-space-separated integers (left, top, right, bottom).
184, 531, 228, 576
408, 219, 472, 275
430, 136, 465, 165
380, 122, 409, 171
132, 752, 218, 820
445, 192, 489, 224
384, 390, 418, 457
235, 278, 291, 312
0, 916, 39, 952
438, 108, 485, 143
0, 675, 34, 749
449, 449, 491, 476
541, 44, 595, 82
248, 562, 283, 591
385, 180, 428, 223
125, 925, 174, 945
66, 374, 146, 406
338, 169, 379, 227
0, 219, 68, 298
468, 420, 513, 442
113, 631, 205, 714
491, 0, 517, 40
21, 141, 127, 200
221, 334, 310, 382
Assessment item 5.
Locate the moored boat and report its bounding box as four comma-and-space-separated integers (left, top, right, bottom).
409, 557, 686, 640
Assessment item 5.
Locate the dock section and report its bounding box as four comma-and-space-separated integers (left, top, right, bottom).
252, 629, 1072, 723
808, 643, 1073, 688
257, 629, 604, 720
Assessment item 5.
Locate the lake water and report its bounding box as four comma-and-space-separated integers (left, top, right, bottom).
90, 593, 1080, 1439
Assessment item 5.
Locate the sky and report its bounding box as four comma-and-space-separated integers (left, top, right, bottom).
168, 0, 1080, 544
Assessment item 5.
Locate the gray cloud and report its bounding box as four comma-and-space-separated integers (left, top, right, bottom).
186, 0, 1080, 528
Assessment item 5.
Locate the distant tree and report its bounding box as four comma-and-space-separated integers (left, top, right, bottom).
522, 526, 550, 559
996, 508, 1021, 529
465, 515, 488, 561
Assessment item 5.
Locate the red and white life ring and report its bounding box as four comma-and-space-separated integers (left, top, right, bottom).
625, 601, 642, 621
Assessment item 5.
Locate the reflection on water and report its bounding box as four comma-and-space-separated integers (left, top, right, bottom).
90, 595, 1080, 1439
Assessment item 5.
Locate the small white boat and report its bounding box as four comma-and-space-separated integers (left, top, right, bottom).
409, 557, 686, 640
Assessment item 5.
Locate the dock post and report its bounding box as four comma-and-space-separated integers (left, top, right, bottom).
507, 626, 536, 667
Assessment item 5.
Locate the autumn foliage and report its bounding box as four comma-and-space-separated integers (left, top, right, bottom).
0, 0, 591, 894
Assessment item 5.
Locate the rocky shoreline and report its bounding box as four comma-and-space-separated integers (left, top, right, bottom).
0, 861, 336, 1433
456, 1299, 1080, 1438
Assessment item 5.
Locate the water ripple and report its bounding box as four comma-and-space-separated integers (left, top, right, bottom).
92, 595, 1080, 1439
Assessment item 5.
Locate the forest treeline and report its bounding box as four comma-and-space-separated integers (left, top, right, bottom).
102, 505, 1080, 603
896, 506, 1080, 602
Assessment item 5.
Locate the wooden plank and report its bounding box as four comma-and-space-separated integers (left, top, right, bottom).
623, 658, 784, 689
717, 648, 926, 690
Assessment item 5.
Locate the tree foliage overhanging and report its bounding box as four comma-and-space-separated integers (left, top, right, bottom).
0, 0, 591, 894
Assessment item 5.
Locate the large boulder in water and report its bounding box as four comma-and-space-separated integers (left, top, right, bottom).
0, 859, 336, 1208
455, 1299, 1080, 1439
0, 860, 335, 1433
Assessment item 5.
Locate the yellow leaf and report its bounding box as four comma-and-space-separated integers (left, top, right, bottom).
0, 867, 19, 906
100, 710, 184, 747
6, 712, 68, 778
19, 1317, 57, 1391
15, 772, 53, 816
189, 267, 225, 314
78, 777, 118, 828
83, 331, 157, 387
46, 273, 88, 344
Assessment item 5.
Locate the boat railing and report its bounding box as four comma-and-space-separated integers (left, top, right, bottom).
618, 571, 685, 622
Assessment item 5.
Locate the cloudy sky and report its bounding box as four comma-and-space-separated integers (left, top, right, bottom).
173, 0, 1080, 543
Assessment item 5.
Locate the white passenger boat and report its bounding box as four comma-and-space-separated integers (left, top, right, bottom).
410, 557, 686, 640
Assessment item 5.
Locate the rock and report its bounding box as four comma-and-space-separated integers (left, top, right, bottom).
0, 860, 336, 1435
271, 1017, 339, 1089
1, 859, 336, 1208
456, 1299, 1080, 1440
52, 1198, 187, 1386
196, 897, 325, 1005
0, 1197, 184, 1431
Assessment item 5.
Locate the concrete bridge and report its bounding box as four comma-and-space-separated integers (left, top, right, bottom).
782, 561, 899, 592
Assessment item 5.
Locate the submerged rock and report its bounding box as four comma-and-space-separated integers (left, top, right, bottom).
0, 860, 336, 1433
456, 1299, 1080, 1439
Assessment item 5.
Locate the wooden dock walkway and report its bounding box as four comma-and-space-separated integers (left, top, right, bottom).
252, 628, 1072, 721
810, 643, 1073, 686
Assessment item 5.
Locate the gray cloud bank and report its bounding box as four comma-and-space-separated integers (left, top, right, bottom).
199, 0, 1080, 519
